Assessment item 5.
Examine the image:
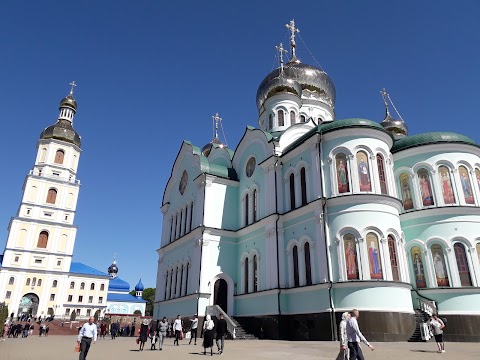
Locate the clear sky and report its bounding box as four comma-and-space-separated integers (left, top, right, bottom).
1, 1, 479, 289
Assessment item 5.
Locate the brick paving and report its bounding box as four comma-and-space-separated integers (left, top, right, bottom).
0, 335, 479, 359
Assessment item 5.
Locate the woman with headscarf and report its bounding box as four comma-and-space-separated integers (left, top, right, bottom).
138, 319, 149, 351
336, 312, 350, 360
202, 315, 215, 356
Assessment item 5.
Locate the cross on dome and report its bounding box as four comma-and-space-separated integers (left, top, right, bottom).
285, 19, 300, 59
381, 88, 390, 115
69, 81, 77, 95
212, 113, 222, 140
276, 42, 288, 73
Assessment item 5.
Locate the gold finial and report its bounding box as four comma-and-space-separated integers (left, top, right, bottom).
285, 19, 300, 59
212, 113, 222, 140
69, 81, 77, 95
276, 42, 288, 73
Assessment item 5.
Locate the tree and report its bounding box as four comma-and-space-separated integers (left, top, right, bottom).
129, 288, 156, 316
133, 310, 142, 315
94, 310, 100, 322
70, 311, 76, 321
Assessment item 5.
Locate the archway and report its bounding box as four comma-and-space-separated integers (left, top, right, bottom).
17, 293, 39, 317
214, 279, 228, 313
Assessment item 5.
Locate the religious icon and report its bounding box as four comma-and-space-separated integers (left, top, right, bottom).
336, 153, 349, 193
475, 169, 480, 191
411, 246, 426, 288
246, 157, 256, 178
438, 166, 455, 204
357, 151, 371, 191
366, 233, 382, 279
179, 170, 188, 195
431, 244, 449, 287
400, 172, 413, 210
418, 169, 434, 206
476, 243, 480, 265
344, 234, 358, 280
459, 166, 474, 204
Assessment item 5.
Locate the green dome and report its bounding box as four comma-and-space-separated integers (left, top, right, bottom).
391, 132, 477, 153
318, 118, 388, 134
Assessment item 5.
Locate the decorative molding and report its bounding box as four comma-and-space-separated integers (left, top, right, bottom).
335, 237, 340, 246
445, 247, 452, 254
357, 237, 364, 243
380, 237, 387, 244
452, 168, 458, 173
327, 157, 333, 164
470, 247, 476, 253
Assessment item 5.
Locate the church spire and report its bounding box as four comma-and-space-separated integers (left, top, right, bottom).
58, 81, 77, 123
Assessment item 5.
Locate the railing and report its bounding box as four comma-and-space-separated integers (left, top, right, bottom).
29, 170, 80, 184
205, 305, 236, 339
419, 298, 436, 316
420, 322, 432, 341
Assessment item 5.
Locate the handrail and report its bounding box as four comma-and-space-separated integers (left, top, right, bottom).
205, 305, 236, 339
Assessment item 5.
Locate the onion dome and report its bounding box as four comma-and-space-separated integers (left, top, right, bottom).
107, 259, 118, 278
256, 60, 336, 113
135, 278, 144, 292
60, 94, 77, 111
39, 119, 82, 147
380, 112, 408, 139
201, 136, 225, 157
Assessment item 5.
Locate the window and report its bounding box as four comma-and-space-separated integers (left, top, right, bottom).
245, 193, 249, 225
43, 212, 52, 217
179, 266, 184, 296
86, 309, 91, 316
78, 296, 83, 303
388, 235, 400, 281
253, 255, 258, 292
438, 166, 456, 204
304, 242, 312, 285
26, 208, 31, 215
68, 295, 73, 302
244, 257, 249, 293
454, 243, 472, 286
400, 172, 414, 210
6, 291, 11, 299
290, 111, 296, 125
431, 244, 449, 287
46, 189, 57, 204
180, 209, 184, 237
8, 277, 14, 285
292, 245, 300, 287
88, 296, 93, 303
344, 234, 359, 280
253, 189, 258, 222
90, 283, 95, 290
366, 233, 383, 279
164, 272, 169, 299
459, 166, 474, 204
169, 269, 174, 299
336, 153, 349, 193
278, 110, 284, 126
185, 263, 190, 295
54, 150, 65, 164
377, 154, 388, 195
65, 308, 71, 316
57, 260, 61, 266
300, 115, 306, 123
317, 117, 323, 123
26, 278, 31, 286
53, 280, 58, 288
300, 167, 307, 206
76, 309, 80, 316
37, 231, 48, 248
189, 201, 194, 231
52, 172, 60, 177
100, 284, 105, 291
418, 169, 435, 206
14, 256, 19, 262
268, 114, 273, 129
289, 173, 296, 210
50, 294, 55, 301
357, 151, 371, 192
40, 148, 47, 163
64, 215, 69, 221
80, 282, 85, 290
37, 279, 42, 286
32, 277, 37, 286
99, 297, 103, 304
174, 267, 179, 297
70, 282, 75, 289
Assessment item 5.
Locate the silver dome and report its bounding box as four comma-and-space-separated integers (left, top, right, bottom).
380, 112, 408, 139
59, 94, 77, 111
201, 137, 224, 157
256, 61, 336, 112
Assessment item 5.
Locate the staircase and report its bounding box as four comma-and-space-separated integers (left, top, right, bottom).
408, 309, 430, 342
230, 317, 257, 340
204, 305, 257, 340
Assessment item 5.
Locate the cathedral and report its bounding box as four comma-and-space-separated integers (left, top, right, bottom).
154, 21, 480, 342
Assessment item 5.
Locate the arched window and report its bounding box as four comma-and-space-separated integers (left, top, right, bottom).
54, 150, 65, 164
458, 166, 474, 204
100, 284, 105, 291
336, 153, 349, 193
90, 283, 95, 290
37, 231, 49, 248
418, 169, 435, 206
53, 280, 58, 288
174, 267, 179, 297
411, 247, 426, 288
32, 277, 36, 286
169, 269, 174, 299
366, 233, 382, 279
454, 243, 472, 286
304, 242, 312, 285
317, 117, 323, 123
438, 166, 456, 204
253, 255, 258, 292
170, 215, 175, 242
431, 244, 449, 287
185, 263, 190, 295
70, 281, 75, 289
300, 115, 306, 123
26, 278, 31, 286
278, 110, 284, 126
399, 172, 414, 210
253, 189, 258, 222
190, 201, 194, 230
180, 209, 184, 237
475, 169, 480, 192
376, 154, 388, 195
357, 151, 371, 192
179, 266, 184, 297
289, 173, 296, 210
164, 272, 169, 299
37, 279, 42, 286
344, 234, 359, 280
40, 148, 47, 163
46, 189, 57, 204
292, 245, 300, 287
268, 114, 273, 129
244, 257, 249, 294
8, 277, 14, 285
80, 282, 85, 290
290, 111, 296, 125
245, 193, 249, 225
300, 167, 307, 206
388, 235, 400, 281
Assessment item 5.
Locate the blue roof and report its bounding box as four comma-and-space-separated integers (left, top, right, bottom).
135, 278, 144, 292
107, 293, 146, 303
69, 262, 109, 277
108, 277, 130, 292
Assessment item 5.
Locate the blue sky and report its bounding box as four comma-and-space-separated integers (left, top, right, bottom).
0, 1, 479, 289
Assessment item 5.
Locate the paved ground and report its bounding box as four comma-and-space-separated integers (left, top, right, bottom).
1, 335, 479, 359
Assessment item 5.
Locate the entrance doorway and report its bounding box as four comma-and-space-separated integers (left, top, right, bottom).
17, 293, 39, 317
214, 279, 228, 313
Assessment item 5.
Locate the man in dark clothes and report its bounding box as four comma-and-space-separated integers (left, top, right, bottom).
215, 314, 228, 355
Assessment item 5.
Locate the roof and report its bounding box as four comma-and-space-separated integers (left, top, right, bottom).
391, 132, 477, 153
108, 277, 130, 292
107, 293, 146, 303
69, 262, 109, 277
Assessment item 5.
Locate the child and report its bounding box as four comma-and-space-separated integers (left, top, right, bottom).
150, 330, 158, 350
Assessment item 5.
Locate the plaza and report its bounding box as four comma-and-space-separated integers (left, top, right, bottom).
0, 336, 478, 360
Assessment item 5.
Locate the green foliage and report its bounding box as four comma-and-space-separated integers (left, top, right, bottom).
133, 310, 142, 315
128, 288, 156, 316
0, 303, 8, 335
129, 290, 135, 296
47, 308, 54, 316
70, 311, 77, 321
94, 310, 100, 322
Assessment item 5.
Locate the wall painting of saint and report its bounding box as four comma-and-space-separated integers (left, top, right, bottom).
475, 169, 480, 191
344, 234, 358, 280
400, 172, 414, 210
431, 244, 449, 287
438, 166, 455, 204
418, 169, 434, 206
366, 233, 382, 279
459, 166, 474, 204
411, 246, 426, 288
476, 243, 480, 267
357, 151, 371, 191
336, 153, 349, 193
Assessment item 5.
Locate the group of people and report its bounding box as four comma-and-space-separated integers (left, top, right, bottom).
105, 321, 136, 339
1, 320, 47, 340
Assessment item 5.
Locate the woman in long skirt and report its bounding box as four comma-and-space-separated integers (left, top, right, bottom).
336, 312, 350, 360
138, 319, 149, 351
202, 315, 215, 356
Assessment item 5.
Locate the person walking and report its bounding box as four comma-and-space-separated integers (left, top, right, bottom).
429, 314, 446, 353
202, 315, 215, 356
173, 315, 183, 346
337, 312, 350, 360
158, 317, 168, 350
215, 314, 228, 355
138, 319, 149, 351
189, 314, 198, 345
346, 309, 374, 360
77, 316, 97, 360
